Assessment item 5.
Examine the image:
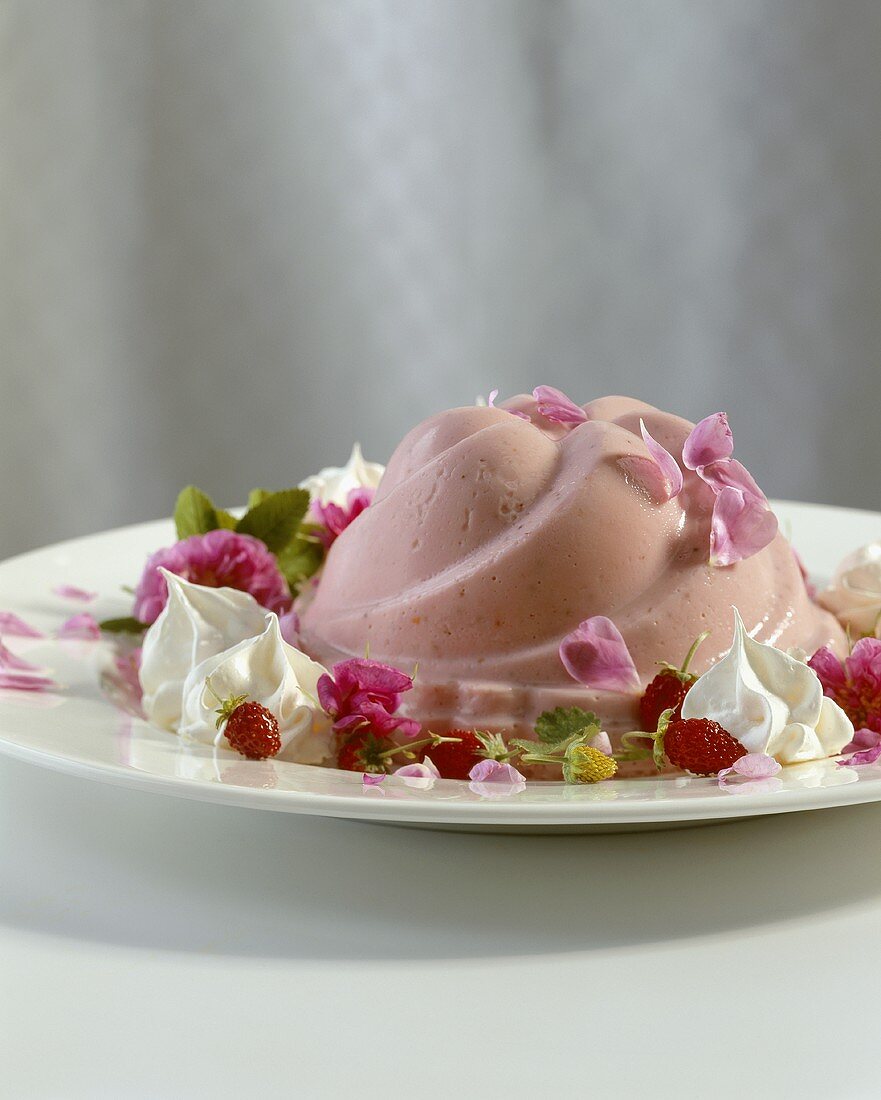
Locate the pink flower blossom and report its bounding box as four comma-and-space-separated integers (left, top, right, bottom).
709, 486, 779, 567
532, 386, 588, 426
57, 613, 101, 641
317, 658, 421, 737
52, 585, 97, 603
0, 640, 56, 693
468, 759, 527, 798
0, 612, 44, 638
809, 639, 881, 734
313, 487, 374, 549
560, 616, 641, 692
133, 529, 291, 624
682, 412, 733, 470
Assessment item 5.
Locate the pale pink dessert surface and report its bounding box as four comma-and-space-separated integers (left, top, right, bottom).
299, 395, 845, 754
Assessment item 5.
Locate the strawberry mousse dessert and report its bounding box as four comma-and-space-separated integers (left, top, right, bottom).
77, 385, 881, 794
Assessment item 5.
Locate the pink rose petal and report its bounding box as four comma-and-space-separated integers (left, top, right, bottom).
718, 752, 781, 783
838, 742, 881, 767
0, 640, 56, 693
588, 731, 613, 756
52, 585, 98, 603
362, 772, 386, 787
709, 487, 779, 567
682, 412, 733, 470
639, 418, 683, 501
842, 728, 881, 755
0, 612, 44, 638
57, 613, 101, 641
559, 616, 641, 692
532, 386, 588, 426
468, 759, 527, 798
698, 457, 764, 501
393, 757, 440, 789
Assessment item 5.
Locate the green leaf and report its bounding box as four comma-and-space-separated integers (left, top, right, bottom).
99, 616, 147, 635
174, 486, 218, 539
215, 509, 239, 530
235, 488, 310, 554
534, 706, 601, 745
277, 533, 324, 592
247, 488, 272, 510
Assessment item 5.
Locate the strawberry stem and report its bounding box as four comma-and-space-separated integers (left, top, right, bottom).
375, 732, 461, 762
680, 630, 710, 676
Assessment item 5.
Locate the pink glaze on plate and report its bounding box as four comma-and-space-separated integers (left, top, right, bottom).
299, 395, 844, 762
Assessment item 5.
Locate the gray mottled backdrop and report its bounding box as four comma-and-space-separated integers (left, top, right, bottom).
2, 0, 880, 558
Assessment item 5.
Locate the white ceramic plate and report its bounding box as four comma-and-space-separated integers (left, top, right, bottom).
1, 501, 880, 834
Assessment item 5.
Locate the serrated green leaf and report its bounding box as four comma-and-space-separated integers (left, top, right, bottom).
235, 488, 310, 554
277, 534, 325, 592
247, 488, 272, 510
174, 486, 219, 539
98, 616, 147, 635
534, 706, 601, 745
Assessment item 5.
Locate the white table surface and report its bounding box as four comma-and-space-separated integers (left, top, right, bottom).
1, 751, 877, 1100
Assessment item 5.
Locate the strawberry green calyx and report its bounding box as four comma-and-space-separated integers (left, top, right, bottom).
474, 730, 518, 762
203, 678, 251, 731
348, 731, 462, 774
652, 708, 676, 770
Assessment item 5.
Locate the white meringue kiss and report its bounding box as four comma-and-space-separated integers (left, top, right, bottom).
298, 442, 384, 508
140, 570, 269, 730
179, 615, 332, 764
681, 608, 853, 764
818, 542, 881, 637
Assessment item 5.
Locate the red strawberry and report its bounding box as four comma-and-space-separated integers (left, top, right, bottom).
425, 730, 485, 780
639, 632, 709, 731
336, 731, 391, 772
662, 717, 745, 776
639, 673, 693, 731
223, 701, 281, 760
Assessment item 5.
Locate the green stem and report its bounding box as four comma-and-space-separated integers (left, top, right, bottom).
681, 630, 710, 676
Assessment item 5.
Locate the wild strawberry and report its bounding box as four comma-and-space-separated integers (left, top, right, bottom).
221, 700, 281, 760
424, 729, 512, 780
337, 731, 391, 772
661, 717, 745, 776
426, 730, 484, 779
639, 631, 709, 730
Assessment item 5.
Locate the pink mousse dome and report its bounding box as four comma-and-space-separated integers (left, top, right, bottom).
298, 395, 845, 758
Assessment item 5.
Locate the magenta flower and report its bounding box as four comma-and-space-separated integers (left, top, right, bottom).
313, 487, 374, 550
0, 640, 56, 693
809, 639, 881, 734
468, 759, 527, 799
560, 616, 641, 692
317, 658, 421, 737
133, 529, 291, 624
57, 613, 101, 641
532, 386, 588, 426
